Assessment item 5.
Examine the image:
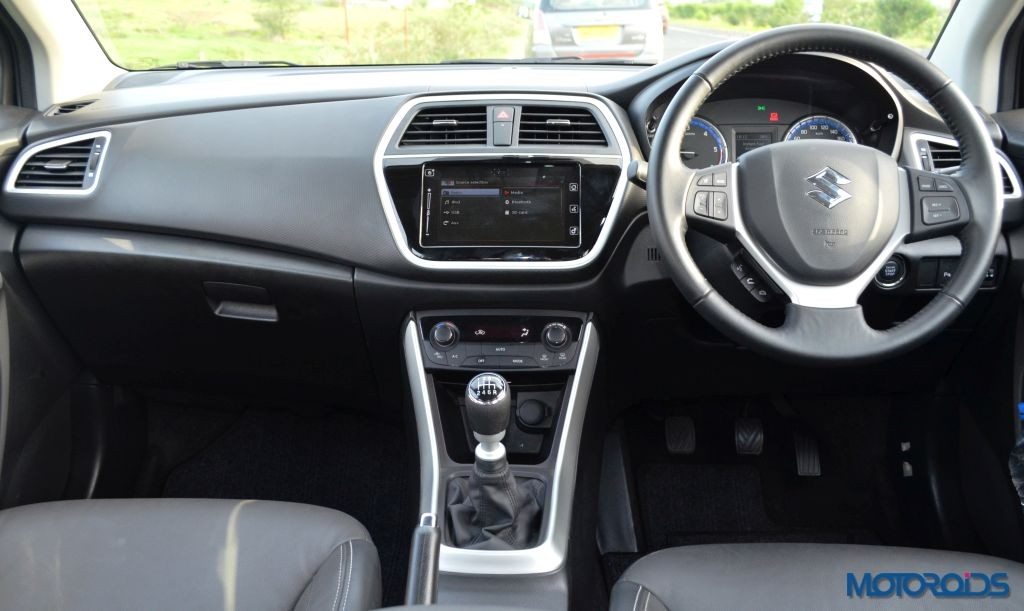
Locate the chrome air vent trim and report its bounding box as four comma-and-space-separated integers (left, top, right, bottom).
375, 94, 630, 271
909, 132, 1022, 201
5, 131, 111, 196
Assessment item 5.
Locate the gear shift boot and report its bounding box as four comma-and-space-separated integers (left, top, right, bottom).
445, 372, 547, 550
445, 466, 546, 550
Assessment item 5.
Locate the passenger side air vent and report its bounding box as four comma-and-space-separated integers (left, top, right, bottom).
400, 106, 487, 145
10, 133, 109, 192
922, 137, 1020, 197
519, 106, 607, 146
46, 100, 96, 116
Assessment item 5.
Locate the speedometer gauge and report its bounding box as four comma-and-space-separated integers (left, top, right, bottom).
784, 115, 858, 144
681, 117, 728, 169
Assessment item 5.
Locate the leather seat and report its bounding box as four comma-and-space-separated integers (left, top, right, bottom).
611, 543, 1024, 610
0, 498, 381, 611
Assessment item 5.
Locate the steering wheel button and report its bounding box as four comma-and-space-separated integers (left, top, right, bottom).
697, 174, 713, 186
731, 260, 751, 279
934, 179, 954, 192
917, 176, 936, 191
713, 172, 727, 187
693, 191, 710, 217
711, 192, 729, 220
921, 197, 959, 224
749, 286, 771, 303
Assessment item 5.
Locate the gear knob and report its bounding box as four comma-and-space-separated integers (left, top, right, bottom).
465, 373, 510, 437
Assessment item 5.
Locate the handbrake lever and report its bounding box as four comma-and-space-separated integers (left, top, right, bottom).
404, 512, 440, 606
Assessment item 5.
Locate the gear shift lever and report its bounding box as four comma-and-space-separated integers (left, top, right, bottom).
446, 372, 544, 550
465, 373, 511, 464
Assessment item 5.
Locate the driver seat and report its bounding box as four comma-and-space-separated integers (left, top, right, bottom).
610, 543, 1024, 610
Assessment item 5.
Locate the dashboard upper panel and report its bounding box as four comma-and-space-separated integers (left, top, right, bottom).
4, 97, 414, 273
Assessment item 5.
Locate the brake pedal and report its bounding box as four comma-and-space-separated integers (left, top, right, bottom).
665, 416, 695, 455
794, 432, 821, 477
734, 417, 763, 456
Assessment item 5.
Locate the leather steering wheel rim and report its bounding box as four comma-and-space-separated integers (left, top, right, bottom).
647, 24, 1003, 366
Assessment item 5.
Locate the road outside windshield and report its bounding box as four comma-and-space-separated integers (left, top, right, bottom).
72, 0, 956, 70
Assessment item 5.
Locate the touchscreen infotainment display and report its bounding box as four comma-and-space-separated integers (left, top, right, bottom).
419, 162, 582, 248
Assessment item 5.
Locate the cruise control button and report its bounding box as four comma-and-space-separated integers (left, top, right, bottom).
934, 179, 954, 192
697, 174, 713, 186
713, 172, 727, 187
712, 192, 728, 220
921, 197, 959, 225
693, 191, 710, 217
917, 175, 936, 191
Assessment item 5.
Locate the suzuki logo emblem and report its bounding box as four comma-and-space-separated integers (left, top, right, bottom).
806, 167, 852, 209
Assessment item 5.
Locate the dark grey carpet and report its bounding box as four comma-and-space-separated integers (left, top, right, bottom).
162, 408, 413, 606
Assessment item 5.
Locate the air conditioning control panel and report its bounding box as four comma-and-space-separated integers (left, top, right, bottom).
418, 310, 586, 371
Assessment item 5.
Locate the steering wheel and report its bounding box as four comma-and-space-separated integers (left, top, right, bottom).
647, 24, 1002, 365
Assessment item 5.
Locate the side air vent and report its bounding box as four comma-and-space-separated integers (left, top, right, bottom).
9, 132, 109, 193
519, 106, 607, 146
400, 106, 487, 145
922, 137, 1020, 197
46, 100, 96, 116
926, 140, 962, 171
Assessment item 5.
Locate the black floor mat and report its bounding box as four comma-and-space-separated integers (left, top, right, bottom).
603, 399, 899, 586
162, 407, 413, 606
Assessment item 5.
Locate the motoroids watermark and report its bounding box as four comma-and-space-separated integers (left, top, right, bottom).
847, 572, 1010, 599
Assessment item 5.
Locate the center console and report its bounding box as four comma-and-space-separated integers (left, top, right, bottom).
403, 309, 599, 610
374, 93, 630, 270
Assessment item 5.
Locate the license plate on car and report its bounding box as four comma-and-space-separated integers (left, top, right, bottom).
574, 25, 621, 44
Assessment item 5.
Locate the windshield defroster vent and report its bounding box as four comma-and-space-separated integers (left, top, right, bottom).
400, 106, 487, 145
46, 100, 96, 116
9, 132, 109, 193
519, 106, 607, 146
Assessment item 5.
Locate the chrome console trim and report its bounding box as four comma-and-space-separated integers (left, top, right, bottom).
403, 318, 599, 575
374, 94, 631, 271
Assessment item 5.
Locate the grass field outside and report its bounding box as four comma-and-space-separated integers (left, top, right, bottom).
75, 0, 532, 69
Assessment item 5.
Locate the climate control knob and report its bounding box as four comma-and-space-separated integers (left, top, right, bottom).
430, 321, 459, 350
541, 323, 571, 351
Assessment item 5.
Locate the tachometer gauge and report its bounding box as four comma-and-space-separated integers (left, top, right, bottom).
681, 117, 728, 169
784, 115, 858, 144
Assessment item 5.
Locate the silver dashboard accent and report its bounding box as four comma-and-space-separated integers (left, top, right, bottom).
4, 130, 111, 196
907, 132, 1023, 202
403, 318, 599, 575
374, 94, 630, 271
721, 162, 912, 309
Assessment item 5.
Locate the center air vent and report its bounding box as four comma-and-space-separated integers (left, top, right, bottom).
400, 106, 487, 145
921, 137, 1020, 198
46, 100, 96, 116
519, 106, 607, 146
10, 133, 108, 192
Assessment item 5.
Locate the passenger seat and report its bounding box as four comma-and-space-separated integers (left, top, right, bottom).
0, 498, 381, 611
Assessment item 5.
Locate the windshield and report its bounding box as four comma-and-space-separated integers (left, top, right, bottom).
72, 0, 956, 70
